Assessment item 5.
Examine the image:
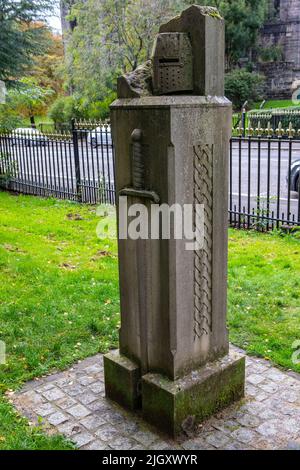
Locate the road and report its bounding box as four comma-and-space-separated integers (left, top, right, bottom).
231, 140, 300, 224
1, 137, 299, 222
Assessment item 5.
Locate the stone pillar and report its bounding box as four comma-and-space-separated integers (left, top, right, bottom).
104, 5, 245, 437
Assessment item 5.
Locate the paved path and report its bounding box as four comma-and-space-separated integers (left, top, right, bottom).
8, 347, 300, 450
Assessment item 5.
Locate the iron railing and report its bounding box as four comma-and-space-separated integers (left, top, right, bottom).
1, 119, 300, 231
0, 120, 115, 205
230, 121, 300, 230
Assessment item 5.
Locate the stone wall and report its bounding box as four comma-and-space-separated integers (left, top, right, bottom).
258, 61, 299, 99
258, 0, 300, 99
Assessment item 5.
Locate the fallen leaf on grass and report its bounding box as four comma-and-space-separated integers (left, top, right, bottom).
90, 250, 115, 261
3, 244, 26, 254
66, 213, 84, 221
59, 262, 77, 270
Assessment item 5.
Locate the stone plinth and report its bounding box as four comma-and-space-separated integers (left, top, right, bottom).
142, 350, 245, 437
104, 350, 141, 411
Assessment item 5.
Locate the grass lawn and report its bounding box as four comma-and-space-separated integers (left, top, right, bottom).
0, 191, 299, 448
251, 99, 300, 111
23, 115, 54, 128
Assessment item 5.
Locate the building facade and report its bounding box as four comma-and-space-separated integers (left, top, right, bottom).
259, 0, 300, 99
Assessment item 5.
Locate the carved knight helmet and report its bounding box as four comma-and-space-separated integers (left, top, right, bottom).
152, 32, 194, 95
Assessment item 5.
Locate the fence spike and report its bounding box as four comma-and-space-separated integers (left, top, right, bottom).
246, 120, 253, 137
287, 122, 295, 139
276, 121, 284, 138
237, 120, 244, 136
266, 121, 274, 137
256, 121, 264, 136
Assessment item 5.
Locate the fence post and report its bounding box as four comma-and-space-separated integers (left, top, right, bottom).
241, 101, 247, 137
72, 119, 82, 202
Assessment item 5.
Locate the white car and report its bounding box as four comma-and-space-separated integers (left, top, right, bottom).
87, 126, 112, 148
11, 128, 48, 147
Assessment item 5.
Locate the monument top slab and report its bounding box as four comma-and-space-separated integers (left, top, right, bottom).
117, 5, 225, 99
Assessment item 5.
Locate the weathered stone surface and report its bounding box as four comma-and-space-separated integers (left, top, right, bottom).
95, 424, 120, 442
67, 404, 91, 419
71, 431, 94, 447
117, 61, 153, 98
36, 403, 57, 417
103, 350, 141, 410
205, 430, 230, 449
142, 351, 245, 436
152, 33, 193, 95
80, 414, 106, 431
47, 412, 68, 426
41, 387, 65, 401
159, 5, 224, 96
111, 95, 232, 381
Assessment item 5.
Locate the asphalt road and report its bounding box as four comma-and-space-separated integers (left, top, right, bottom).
2, 137, 299, 222
231, 140, 300, 223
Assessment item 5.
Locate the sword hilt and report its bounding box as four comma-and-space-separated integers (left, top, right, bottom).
131, 129, 144, 190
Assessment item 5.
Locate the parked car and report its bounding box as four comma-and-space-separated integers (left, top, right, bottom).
11, 128, 48, 147
288, 159, 300, 193
87, 126, 112, 148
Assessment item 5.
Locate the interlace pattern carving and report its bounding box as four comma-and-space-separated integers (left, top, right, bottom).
193, 144, 213, 340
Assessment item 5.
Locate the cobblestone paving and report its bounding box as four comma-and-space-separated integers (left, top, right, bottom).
9, 347, 300, 450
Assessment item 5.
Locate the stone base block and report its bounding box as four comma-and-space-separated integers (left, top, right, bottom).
104, 350, 141, 410
142, 350, 245, 437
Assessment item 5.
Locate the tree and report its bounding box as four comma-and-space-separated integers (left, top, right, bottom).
0, 0, 54, 82
225, 69, 265, 109
48, 95, 84, 129
63, 0, 183, 106
100, 0, 182, 72
28, 29, 65, 96
182, 0, 268, 68
7, 78, 54, 127
0, 105, 24, 132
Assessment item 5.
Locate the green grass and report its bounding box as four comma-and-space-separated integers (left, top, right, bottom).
0, 191, 299, 448
0, 398, 73, 449
252, 99, 300, 111
23, 115, 54, 128
0, 191, 119, 449
228, 229, 300, 372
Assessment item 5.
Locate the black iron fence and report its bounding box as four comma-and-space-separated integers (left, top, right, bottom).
0, 120, 115, 205
230, 123, 300, 230
1, 120, 300, 231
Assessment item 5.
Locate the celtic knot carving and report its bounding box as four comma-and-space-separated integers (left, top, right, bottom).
193, 143, 213, 340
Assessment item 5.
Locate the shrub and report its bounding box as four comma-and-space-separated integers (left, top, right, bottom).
0, 152, 16, 184
48, 96, 84, 129
48, 97, 65, 124
83, 93, 116, 121
259, 45, 284, 63
225, 69, 265, 110
49, 93, 116, 127
0, 105, 24, 132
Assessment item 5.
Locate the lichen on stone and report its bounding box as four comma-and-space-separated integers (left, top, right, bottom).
197, 6, 223, 20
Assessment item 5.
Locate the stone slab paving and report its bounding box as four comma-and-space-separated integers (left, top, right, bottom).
8, 347, 300, 450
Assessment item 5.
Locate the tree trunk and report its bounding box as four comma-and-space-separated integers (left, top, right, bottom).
30, 116, 36, 129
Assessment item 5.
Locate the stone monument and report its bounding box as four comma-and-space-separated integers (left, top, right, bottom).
104, 5, 245, 437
